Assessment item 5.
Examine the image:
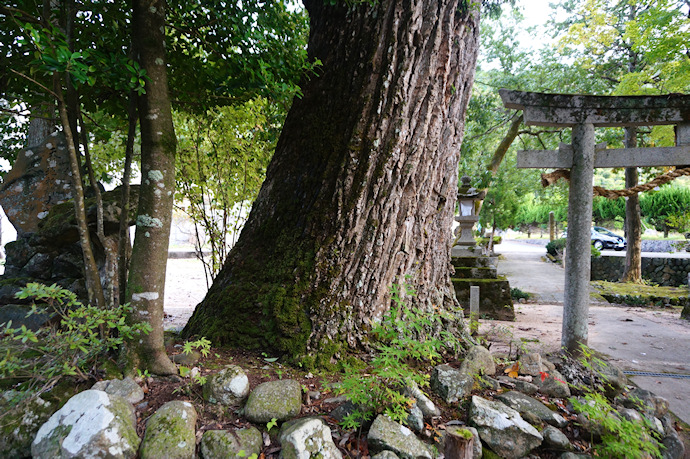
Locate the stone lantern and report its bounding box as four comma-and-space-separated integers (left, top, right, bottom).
453, 175, 485, 256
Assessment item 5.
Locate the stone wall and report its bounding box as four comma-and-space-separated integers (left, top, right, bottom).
591, 255, 690, 287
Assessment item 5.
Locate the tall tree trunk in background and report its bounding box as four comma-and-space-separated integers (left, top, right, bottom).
621, 127, 642, 283
123, 0, 177, 375
26, 105, 55, 147
54, 83, 107, 309
118, 94, 137, 304
184, 0, 480, 366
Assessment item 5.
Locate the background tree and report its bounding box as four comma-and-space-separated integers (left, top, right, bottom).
183, 0, 482, 366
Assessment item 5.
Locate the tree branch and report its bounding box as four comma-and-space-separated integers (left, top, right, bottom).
10, 69, 58, 98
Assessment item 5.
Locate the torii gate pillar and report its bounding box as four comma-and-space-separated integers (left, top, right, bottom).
562, 123, 594, 351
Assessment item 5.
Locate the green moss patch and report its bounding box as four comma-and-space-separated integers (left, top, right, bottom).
591, 281, 689, 307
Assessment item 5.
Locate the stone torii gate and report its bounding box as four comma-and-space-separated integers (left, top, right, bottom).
500, 90, 690, 354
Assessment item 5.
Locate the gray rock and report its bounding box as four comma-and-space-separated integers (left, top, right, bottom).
559, 453, 592, 459
91, 377, 144, 404
662, 430, 685, 459
367, 415, 432, 459
616, 387, 669, 418
371, 452, 400, 459
200, 427, 262, 459
203, 365, 250, 407
518, 353, 543, 377
31, 390, 139, 459
542, 426, 572, 451
0, 303, 52, 331
171, 350, 202, 366
497, 391, 568, 427
591, 359, 627, 395
534, 369, 571, 398
617, 407, 643, 423
245, 379, 302, 423
329, 401, 364, 424
404, 381, 440, 419
278, 417, 342, 459
430, 365, 473, 403
406, 404, 424, 432
140, 400, 197, 459
459, 345, 496, 376
496, 376, 539, 395
468, 395, 543, 459
0, 392, 56, 459
477, 376, 501, 390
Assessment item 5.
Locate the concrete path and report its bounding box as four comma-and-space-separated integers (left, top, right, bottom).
496, 240, 566, 303
495, 240, 690, 425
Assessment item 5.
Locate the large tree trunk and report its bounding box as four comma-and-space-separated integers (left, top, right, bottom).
123, 0, 177, 375
183, 1, 480, 366
621, 127, 642, 283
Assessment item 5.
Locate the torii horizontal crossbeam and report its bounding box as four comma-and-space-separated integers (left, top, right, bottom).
500, 89, 690, 127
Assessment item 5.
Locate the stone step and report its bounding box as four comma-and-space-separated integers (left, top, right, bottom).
453, 267, 498, 279
452, 278, 515, 321
451, 256, 498, 269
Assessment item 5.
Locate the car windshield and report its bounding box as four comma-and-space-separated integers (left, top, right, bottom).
594, 227, 617, 237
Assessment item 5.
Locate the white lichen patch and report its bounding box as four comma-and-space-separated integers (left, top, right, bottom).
145, 232, 150, 237
145, 112, 159, 120
45, 143, 53, 149
148, 170, 164, 182
155, 58, 164, 66
132, 292, 159, 301
25, 150, 33, 157
37, 211, 48, 220
136, 215, 163, 228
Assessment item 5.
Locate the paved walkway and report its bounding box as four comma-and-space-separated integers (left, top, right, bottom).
495, 240, 690, 425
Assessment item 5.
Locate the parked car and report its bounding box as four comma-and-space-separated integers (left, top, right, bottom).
561, 227, 627, 251
592, 227, 626, 250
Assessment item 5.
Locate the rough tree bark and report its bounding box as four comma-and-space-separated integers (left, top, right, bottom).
183, 0, 480, 366
621, 128, 642, 283
123, 0, 177, 375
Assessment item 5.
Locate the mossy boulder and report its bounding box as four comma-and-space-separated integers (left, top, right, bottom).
278, 417, 342, 459
367, 414, 432, 459
244, 379, 302, 424
200, 427, 262, 459
31, 389, 139, 459
140, 400, 197, 459
202, 365, 250, 407
0, 391, 57, 459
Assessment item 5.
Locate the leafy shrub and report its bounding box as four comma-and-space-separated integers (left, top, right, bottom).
545, 238, 566, 256
510, 288, 530, 301
0, 283, 151, 398
336, 282, 463, 430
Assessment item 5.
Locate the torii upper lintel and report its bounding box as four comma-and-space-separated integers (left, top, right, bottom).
500, 89, 690, 127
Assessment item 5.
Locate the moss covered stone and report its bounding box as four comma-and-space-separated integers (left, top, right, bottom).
200, 427, 262, 459
140, 400, 197, 459
31, 390, 139, 459
244, 379, 302, 424
0, 391, 56, 459
278, 417, 342, 459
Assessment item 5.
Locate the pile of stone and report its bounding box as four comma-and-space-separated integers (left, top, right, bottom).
1, 345, 685, 458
